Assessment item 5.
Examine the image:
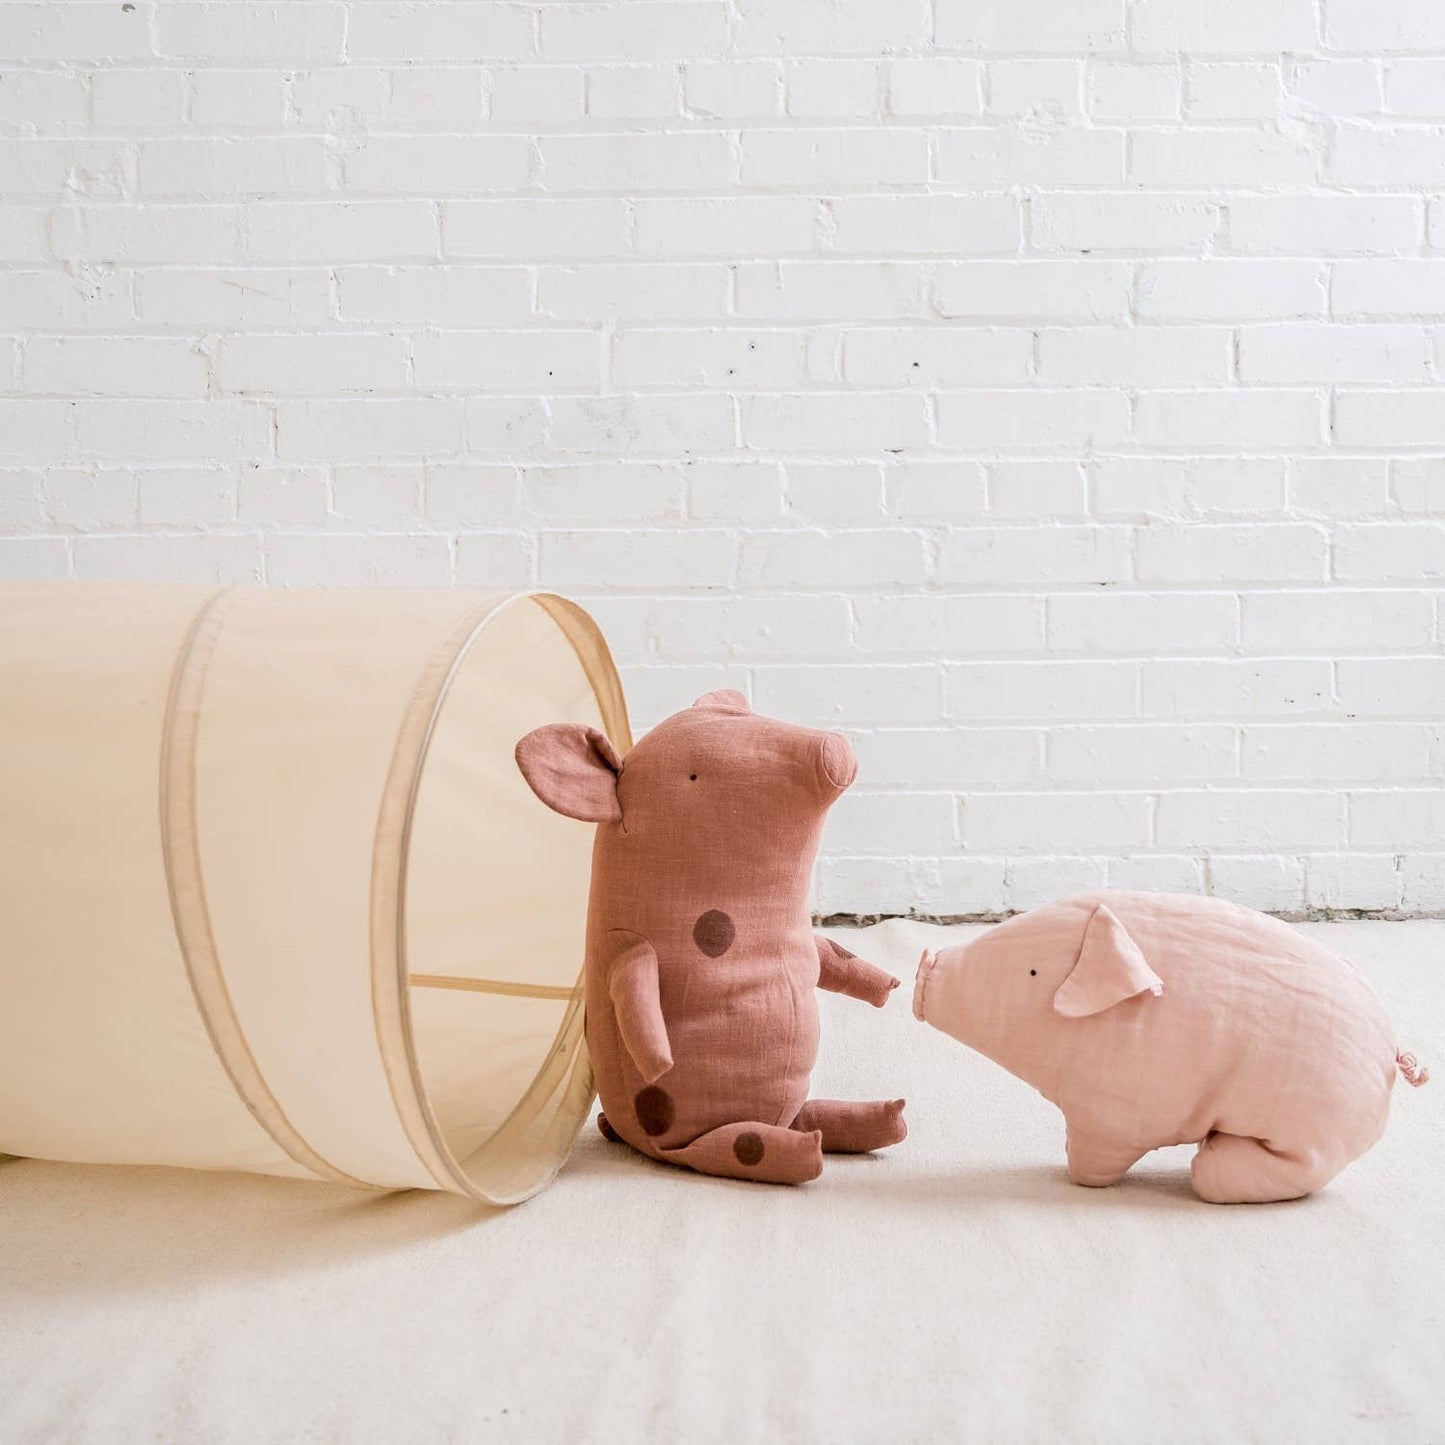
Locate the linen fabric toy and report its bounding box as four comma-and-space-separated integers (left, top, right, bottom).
515, 690, 906, 1184
913, 890, 1428, 1204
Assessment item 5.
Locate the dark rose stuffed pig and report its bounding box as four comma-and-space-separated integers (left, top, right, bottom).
515, 689, 906, 1184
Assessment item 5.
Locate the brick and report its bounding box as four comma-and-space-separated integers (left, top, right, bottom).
687, 462, 785, 520
945, 661, 1138, 721
935, 261, 1131, 322
1386, 59, 1445, 115
684, 61, 782, 118
0, 536, 67, 579
1209, 855, 1305, 913
336, 265, 531, 325
587, 65, 682, 121
740, 129, 927, 188
190, 71, 289, 128
1287, 59, 1382, 115
157, 4, 345, 61
854, 595, 1043, 655
1245, 589, 1431, 650
1326, 0, 1445, 49
1031, 192, 1216, 252
786, 463, 885, 522
413, 329, 600, 392
988, 60, 1083, 120
1136, 523, 1326, 582
851, 728, 1042, 787
1335, 523, 1445, 581
386, 68, 486, 130
0, 70, 86, 127
786, 60, 879, 119
546, 394, 734, 455
650, 594, 852, 659
1185, 63, 1280, 120
72, 401, 270, 463
737, 262, 929, 320
888, 462, 988, 520
247, 202, 438, 262
346, 137, 532, 195
1037, 326, 1230, 386
635, 197, 815, 257
137, 269, 330, 329
1137, 260, 1325, 321
1335, 390, 1445, 447
1287, 459, 1390, 515
1008, 857, 1109, 911
522, 465, 683, 522
1158, 792, 1342, 849
1131, 129, 1316, 186
238, 468, 328, 526
137, 470, 237, 527
455, 532, 535, 589
1392, 458, 1445, 513
1238, 325, 1430, 383
541, 263, 727, 321
1349, 791, 1445, 848
830, 195, 1022, 256
1305, 855, 1401, 912
1089, 63, 1180, 120
0, 4, 152, 61
1333, 260, 1445, 318
1047, 592, 1238, 653
965, 791, 1148, 852
55, 204, 244, 266
1333, 125, 1445, 187
541, 133, 730, 191
1230, 196, 1419, 254
1131, 0, 1317, 53
488, 66, 584, 122
73, 532, 263, 583
277, 398, 464, 462
1133, 391, 1323, 449
936, 0, 1125, 52
1337, 658, 1445, 715
540, 528, 734, 591
1107, 855, 1206, 894
23, 337, 207, 398
612, 329, 804, 390
541, 3, 727, 60
824, 790, 958, 855
140, 138, 326, 197
937, 128, 1123, 187
936, 390, 1130, 452
842, 328, 1033, 387
742, 393, 927, 452
739, 529, 928, 589
92, 69, 184, 127
988, 461, 1086, 518
886, 58, 982, 117
216, 333, 410, 396
268, 533, 452, 588
1241, 724, 1434, 782
753, 663, 940, 726
939, 524, 1132, 585
1048, 724, 1236, 783
445, 199, 628, 259
735, 0, 931, 56
1142, 659, 1331, 716
347, 4, 535, 61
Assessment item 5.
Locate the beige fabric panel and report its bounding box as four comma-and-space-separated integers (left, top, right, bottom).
0, 584, 302, 1176
405, 595, 605, 1192
192, 589, 488, 1190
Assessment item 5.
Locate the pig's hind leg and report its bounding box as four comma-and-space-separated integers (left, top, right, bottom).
662, 1121, 824, 1184
1191, 1131, 1334, 1204
792, 1098, 907, 1153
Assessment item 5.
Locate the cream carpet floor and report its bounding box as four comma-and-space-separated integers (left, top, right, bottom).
2, 919, 1441, 1444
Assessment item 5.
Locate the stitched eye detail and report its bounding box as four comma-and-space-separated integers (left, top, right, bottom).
689, 774, 698, 781
1029, 969, 1037, 977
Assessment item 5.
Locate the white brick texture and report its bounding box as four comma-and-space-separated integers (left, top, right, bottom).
1, 0, 1442, 919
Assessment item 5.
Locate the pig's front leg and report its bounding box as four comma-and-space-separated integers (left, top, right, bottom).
1065, 1125, 1146, 1188
814, 935, 900, 1007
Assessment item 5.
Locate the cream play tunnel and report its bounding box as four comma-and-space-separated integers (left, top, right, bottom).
0, 584, 630, 1205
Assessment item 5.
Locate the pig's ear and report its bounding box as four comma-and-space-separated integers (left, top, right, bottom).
692, 688, 751, 714
1052, 905, 1163, 1018
515, 724, 622, 823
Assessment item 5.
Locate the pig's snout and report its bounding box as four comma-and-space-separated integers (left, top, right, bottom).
913, 949, 939, 1021
819, 731, 858, 792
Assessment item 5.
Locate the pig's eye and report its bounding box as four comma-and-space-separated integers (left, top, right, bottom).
689, 774, 698, 782
1029, 969, 1037, 977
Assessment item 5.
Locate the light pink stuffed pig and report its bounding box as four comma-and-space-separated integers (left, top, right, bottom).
914, 891, 1428, 1204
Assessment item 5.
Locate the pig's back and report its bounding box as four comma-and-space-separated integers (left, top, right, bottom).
1077, 891, 1398, 1153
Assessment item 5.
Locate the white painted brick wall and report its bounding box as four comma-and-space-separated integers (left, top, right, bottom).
2, 0, 1442, 918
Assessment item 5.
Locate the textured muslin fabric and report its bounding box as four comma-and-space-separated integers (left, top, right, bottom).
516, 690, 904, 1184
0, 584, 629, 1205
1, 919, 1440, 1444
914, 892, 1408, 1202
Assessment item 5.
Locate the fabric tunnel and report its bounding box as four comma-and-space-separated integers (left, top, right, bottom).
0, 584, 631, 1206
